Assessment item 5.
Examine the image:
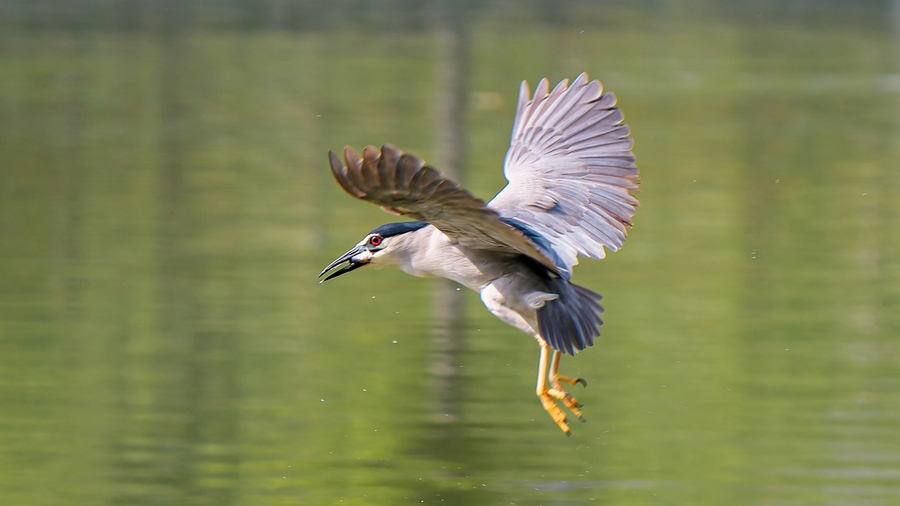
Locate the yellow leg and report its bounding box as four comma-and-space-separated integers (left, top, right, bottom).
550, 350, 587, 388
547, 350, 586, 421
536, 342, 573, 435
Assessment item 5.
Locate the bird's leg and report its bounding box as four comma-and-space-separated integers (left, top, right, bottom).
547, 350, 585, 421
536, 342, 572, 435
550, 350, 587, 388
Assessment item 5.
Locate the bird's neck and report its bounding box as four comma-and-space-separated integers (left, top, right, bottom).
382, 226, 493, 291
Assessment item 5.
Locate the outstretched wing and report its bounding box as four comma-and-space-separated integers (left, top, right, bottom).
329, 144, 567, 277
488, 73, 640, 273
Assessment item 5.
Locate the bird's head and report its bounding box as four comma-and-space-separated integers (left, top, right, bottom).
318, 221, 429, 282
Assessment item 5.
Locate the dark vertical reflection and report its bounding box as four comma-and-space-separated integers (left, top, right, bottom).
428, 0, 469, 428
110, 2, 242, 503
55, 36, 87, 325
115, 2, 195, 501
420, 2, 500, 505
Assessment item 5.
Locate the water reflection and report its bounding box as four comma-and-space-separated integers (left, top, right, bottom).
1, 2, 899, 505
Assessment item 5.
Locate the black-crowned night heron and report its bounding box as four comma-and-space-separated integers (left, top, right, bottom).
319, 73, 639, 435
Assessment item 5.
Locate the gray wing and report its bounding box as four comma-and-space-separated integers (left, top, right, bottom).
488, 73, 640, 273
329, 144, 564, 275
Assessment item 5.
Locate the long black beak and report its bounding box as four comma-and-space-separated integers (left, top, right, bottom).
318, 245, 368, 283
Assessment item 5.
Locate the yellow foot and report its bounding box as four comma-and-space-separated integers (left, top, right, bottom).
548, 386, 585, 422
552, 374, 588, 388
536, 345, 589, 435
550, 371, 587, 421
538, 390, 572, 435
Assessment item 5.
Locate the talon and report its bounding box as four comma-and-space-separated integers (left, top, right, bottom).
579, 416, 587, 423
538, 390, 572, 434
550, 373, 588, 388
576, 402, 584, 409
538, 346, 590, 435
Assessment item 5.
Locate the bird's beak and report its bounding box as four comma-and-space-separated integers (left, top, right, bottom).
318, 245, 373, 283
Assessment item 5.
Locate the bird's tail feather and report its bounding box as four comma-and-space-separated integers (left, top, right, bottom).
536, 279, 604, 355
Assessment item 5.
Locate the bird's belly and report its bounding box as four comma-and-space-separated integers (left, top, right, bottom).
478, 272, 556, 337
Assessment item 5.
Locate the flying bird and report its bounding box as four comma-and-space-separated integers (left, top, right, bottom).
319, 73, 639, 434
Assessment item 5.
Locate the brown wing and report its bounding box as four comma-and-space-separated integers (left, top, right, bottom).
329, 144, 564, 276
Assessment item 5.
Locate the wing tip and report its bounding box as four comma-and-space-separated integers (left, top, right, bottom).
380, 143, 400, 159
328, 148, 366, 199
362, 145, 379, 162
342, 146, 361, 170
328, 150, 342, 172
533, 77, 550, 101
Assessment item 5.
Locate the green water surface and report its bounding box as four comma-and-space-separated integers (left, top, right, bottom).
1, 5, 899, 505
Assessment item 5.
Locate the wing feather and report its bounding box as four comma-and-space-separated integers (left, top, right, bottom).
328, 144, 568, 277
489, 73, 640, 272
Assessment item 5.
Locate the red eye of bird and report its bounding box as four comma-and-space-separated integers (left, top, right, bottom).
369, 236, 382, 246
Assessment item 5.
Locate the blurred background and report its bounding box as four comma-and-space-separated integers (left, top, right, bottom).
2, 1, 900, 504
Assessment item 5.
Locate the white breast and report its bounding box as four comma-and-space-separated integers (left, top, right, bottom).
399, 227, 495, 291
